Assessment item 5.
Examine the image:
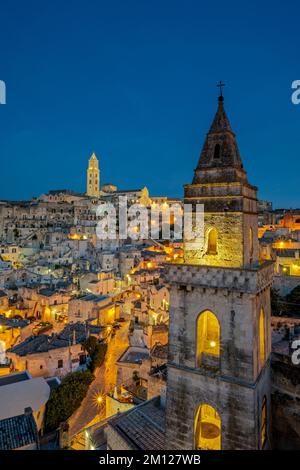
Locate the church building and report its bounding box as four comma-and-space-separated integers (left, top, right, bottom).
164, 92, 274, 449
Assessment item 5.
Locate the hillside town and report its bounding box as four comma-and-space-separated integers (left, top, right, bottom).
0, 96, 299, 451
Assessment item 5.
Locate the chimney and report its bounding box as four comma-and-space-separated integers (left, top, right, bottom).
24, 407, 33, 416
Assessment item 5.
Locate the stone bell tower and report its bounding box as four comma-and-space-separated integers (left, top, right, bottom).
165, 93, 274, 450
87, 152, 100, 198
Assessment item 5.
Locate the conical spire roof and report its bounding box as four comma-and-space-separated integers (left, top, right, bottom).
192, 96, 248, 184
90, 152, 98, 160
209, 96, 233, 134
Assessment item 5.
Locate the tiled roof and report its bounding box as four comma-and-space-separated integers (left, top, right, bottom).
0, 413, 38, 450
110, 397, 165, 450
38, 288, 56, 297
8, 322, 102, 356
0, 315, 29, 329
76, 293, 109, 303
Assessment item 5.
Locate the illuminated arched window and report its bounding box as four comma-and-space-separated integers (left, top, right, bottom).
261, 397, 267, 448
194, 404, 221, 450
196, 310, 220, 366
259, 308, 265, 367
213, 144, 221, 159
249, 227, 253, 262
207, 228, 217, 255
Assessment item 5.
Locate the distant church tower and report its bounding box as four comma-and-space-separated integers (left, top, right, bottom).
86, 152, 100, 197
165, 93, 274, 449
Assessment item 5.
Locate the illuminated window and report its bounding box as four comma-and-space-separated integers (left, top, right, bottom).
261, 397, 267, 448
213, 144, 221, 159
259, 308, 265, 367
194, 404, 221, 450
207, 228, 218, 254
249, 227, 253, 262
196, 310, 220, 366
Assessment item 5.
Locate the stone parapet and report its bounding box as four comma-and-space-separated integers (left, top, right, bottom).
164, 261, 274, 294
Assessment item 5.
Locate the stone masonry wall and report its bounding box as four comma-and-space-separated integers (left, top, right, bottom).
165, 363, 271, 450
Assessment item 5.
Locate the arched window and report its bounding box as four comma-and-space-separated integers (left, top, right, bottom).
207, 228, 218, 254
249, 227, 253, 262
194, 404, 221, 450
261, 397, 267, 448
196, 310, 220, 366
213, 144, 221, 159
259, 308, 265, 367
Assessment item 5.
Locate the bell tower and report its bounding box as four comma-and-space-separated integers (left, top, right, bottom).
165, 92, 274, 450
184, 93, 258, 268
87, 152, 100, 198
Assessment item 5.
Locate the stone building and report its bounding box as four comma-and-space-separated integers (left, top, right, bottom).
164, 94, 274, 450
6, 323, 99, 378
86, 152, 100, 198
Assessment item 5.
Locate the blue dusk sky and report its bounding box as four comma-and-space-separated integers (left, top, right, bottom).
0, 0, 299, 207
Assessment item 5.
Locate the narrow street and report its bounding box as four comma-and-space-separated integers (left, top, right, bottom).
68, 322, 129, 437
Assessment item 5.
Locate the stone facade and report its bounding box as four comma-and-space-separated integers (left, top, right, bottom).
165, 95, 273, 450
86, 153, 100, 198
271, 351, 300, 449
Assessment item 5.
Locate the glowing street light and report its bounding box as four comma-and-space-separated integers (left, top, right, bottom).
97, 395, 103, 404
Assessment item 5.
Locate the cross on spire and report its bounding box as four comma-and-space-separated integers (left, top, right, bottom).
216, 80, 226, 97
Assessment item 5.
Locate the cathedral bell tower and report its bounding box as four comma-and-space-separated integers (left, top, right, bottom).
165, 92, 274, 450
86, 152, 100, 198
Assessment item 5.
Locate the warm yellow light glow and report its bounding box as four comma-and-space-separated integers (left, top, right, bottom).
207, 228, 218, 254
196, 310, 220, 366
93, 391, 105, 408
194, 404, 221, 450
259, 308, 265, 367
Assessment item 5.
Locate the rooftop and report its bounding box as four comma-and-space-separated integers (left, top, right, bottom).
76, 293, 109, 303
118, 346, 150, 364
109, 396, 165, 450
0, 412, 38, 450
0, 374, 50, 421
0, 371, 30, 387
0, 315, 30, 329
8, 322, 102, 356
48, 190, 84, 197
